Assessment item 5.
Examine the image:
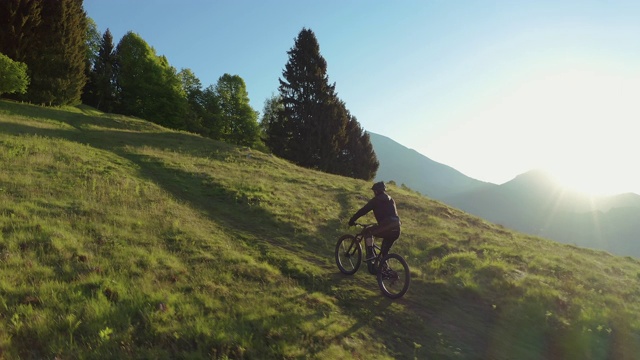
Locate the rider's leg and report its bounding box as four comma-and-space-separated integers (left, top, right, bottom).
379, 228, 400, 259
365, 235, 375, 261
364, 225, 380, 262
380, 238, 393, 259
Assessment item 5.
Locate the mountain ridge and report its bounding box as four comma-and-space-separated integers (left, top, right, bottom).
369, 132, 492, 198
369, 131, 640, 257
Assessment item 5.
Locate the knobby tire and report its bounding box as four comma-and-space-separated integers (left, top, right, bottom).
335, 234, 362, 275
377, 253, 410, 299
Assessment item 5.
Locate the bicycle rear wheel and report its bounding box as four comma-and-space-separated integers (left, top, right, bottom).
335, 235, 362, 275
377, 253, 410, 299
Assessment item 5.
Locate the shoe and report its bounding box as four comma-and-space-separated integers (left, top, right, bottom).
368, 263, 377, 275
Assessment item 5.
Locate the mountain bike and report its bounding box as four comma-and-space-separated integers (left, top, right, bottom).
335, 223, 410, 299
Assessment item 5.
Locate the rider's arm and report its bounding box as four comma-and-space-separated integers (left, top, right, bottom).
349, 199, 375, 225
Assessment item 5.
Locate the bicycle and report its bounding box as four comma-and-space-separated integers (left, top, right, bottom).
335, 223, 410, 299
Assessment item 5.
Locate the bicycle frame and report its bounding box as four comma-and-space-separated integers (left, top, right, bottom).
335, 222, 410, 298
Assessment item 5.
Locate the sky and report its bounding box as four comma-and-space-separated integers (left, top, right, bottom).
84, 0, 640, 195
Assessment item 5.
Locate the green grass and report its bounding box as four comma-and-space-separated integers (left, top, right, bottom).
1, 99, 640, 359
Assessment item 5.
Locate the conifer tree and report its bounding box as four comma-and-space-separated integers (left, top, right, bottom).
84, 29, 117, 111
0, 0, 42, 63
342, 116, 379, 180
26, 0, 87, 105
270, 27, 378, 179
277, 28, 342, 168
262, 94, 287, 154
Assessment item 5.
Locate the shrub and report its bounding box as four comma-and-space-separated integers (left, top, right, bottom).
0, 53, 30, 95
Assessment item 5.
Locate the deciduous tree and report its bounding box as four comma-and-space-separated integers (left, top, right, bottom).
114, 32, 188, 129
212, 74, 261, 147
178, 68, 207, 135
0, 52, 30, 95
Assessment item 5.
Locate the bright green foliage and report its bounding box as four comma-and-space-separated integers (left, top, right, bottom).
0, 53, 29, 95
0, 0, 41, 101
114, 32, 188, 130
1, 100, 640, 359
271, 27, 378, 180
178, 68, 209, 136
212, 73, 261, 147
84, 18, 101, 69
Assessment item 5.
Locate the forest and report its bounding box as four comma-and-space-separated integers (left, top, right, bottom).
0, 0, 378, 180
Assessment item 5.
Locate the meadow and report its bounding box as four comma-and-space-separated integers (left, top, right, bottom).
1, 99, 639, 359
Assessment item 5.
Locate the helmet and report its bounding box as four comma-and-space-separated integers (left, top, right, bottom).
371, 181, 386, 193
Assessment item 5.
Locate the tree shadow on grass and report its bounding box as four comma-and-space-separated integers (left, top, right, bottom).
0, 103, 501, 359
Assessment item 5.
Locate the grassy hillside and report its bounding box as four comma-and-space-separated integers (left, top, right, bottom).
1, 100, 640, 359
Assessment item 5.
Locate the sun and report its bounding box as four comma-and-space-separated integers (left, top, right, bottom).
524, 69, 640, 196
425, 63, 640, 196
494, 67, 640, 196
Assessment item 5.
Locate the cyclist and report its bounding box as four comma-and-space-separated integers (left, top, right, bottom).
348, 181, 401, 264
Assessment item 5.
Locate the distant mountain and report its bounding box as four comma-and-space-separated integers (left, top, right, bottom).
369, 132, 491, 198
370, 133, 640, 257
443, 170, 640, 256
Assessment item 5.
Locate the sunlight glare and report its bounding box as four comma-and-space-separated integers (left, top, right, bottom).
428, 66, 640, 195
522, 69, 639, 195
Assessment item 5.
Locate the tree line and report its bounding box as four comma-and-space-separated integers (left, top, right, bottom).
0, 1, 378, 180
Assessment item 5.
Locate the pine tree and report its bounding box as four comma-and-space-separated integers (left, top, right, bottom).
26, 0, 87, 105
342, 117, 379, 180
277, 28, 344, 169
262, 94, 288, 155
84, 29, 117, 111
0, 0, 42, 62
271, 27, 378, 179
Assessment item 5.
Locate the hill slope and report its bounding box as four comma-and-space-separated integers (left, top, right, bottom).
1, 100, 640, 359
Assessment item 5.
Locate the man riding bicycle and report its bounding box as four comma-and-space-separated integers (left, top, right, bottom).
348, 181, 401, 263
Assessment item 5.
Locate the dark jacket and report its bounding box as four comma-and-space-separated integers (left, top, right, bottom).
350, 192, 400, 226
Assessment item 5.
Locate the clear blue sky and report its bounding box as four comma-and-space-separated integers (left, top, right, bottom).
84, 0, 640, 195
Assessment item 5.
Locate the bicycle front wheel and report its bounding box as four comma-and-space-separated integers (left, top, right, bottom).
335, 234, 362, 275
377, 253, 410, 299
